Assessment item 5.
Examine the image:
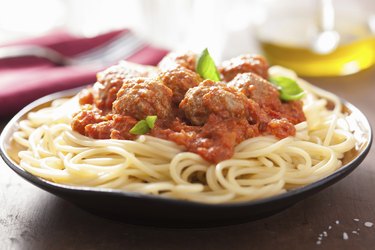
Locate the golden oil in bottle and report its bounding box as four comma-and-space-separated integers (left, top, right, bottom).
256, 18, 375, 77
260, 37, 375, 77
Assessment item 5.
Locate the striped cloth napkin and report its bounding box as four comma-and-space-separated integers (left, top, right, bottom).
0, 29, 169, 118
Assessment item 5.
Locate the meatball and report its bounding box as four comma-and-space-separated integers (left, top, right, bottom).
158, 51, 197, 72
227, 72, 281, 110
93, 61, 159, 111
179, 80, 250, 125
219, 54, 269, 82
159, 66, 202, 104
112, 78, 173, 120
96, 61, 158, 83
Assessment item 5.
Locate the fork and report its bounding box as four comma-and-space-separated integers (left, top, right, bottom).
0, 31, 146, 67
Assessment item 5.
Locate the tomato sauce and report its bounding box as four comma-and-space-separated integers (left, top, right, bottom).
71, 53, 306, 163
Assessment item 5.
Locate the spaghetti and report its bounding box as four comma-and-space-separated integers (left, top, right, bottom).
12, 66, 356, 203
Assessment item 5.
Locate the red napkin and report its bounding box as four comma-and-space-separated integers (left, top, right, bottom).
0, 30, 169, 118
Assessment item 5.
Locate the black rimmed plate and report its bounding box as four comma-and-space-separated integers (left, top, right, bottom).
0, 88, 372, 227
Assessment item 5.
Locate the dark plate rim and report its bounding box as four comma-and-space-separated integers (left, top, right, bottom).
0, 87, 373, 208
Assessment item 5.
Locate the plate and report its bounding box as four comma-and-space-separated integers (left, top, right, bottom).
0, 88, 372, 227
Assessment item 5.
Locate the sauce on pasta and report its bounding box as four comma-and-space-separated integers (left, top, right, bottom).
71, 53, 306, 163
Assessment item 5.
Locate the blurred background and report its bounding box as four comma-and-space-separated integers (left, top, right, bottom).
0, 0, 375, 76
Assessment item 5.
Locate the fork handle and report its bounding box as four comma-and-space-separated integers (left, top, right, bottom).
0, 45, 72, 65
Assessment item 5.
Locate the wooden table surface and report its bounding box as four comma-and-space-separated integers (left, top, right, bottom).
1, 68, 374, 250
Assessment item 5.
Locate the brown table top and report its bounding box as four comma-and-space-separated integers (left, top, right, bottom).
0, 68, 374, 250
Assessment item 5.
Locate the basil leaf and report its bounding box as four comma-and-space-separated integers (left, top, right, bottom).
129, 120, 150, 135
129, 115, 158, 135
269, 76, 305, 101
145, 115, 157, 129
196, 48, 221, 82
